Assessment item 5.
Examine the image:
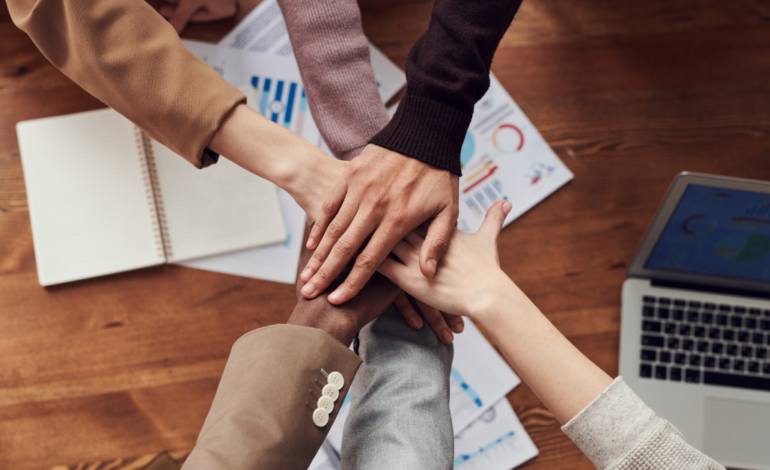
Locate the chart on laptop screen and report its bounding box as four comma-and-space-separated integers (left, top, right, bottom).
646, 184, 770, 282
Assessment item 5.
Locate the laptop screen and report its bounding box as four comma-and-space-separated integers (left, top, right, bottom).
645, 184, 770, 283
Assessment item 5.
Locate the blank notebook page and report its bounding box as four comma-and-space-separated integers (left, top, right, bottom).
17, 109, 164, 286
148, 139, 286, 263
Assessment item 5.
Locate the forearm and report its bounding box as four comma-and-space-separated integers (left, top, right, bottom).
8, 0, 244, 167
278, 0, 388, 161
476, 278, 613, 424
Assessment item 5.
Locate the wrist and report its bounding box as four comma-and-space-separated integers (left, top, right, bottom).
468, 275, 523, 326
287, 300, 358, 346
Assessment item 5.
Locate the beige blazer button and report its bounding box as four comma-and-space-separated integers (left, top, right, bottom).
328, 371, 344, 389
322, 383, 340, 401
317, 395, 334, 413
312, 408, 329, 427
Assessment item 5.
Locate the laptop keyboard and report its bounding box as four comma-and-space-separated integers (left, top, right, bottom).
639, 296, 770, 392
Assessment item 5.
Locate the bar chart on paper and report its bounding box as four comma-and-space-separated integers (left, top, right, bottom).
248, 76, 310, 136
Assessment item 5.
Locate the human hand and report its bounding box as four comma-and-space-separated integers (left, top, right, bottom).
160, 0, 237, 34
377, 200, 513, 320
299, 144, 459, 305
288, 245, 401, 346
393, 292, 464, 344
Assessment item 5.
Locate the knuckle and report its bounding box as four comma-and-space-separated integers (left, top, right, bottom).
370, 190, 390, 210
355, 253, 377, 272
388, 206, 407, 227
430, 237, 450, 254
315, 268, 329, 282
333, 239, 355, 257
327, 222, 343, 238
312, 252, 326, 263
321, 198, 336, 215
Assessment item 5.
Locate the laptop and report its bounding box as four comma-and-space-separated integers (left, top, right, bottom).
620, 172, 770, 470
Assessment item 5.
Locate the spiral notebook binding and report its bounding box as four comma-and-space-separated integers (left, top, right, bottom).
135, 128, 171, 260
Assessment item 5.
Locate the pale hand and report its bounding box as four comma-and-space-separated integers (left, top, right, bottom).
377, 200, 513, 319
300, 144, 459, 305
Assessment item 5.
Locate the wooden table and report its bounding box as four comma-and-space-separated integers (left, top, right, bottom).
2, 0, 769, 468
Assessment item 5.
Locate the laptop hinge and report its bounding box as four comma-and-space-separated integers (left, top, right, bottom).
651, 279, 770, 301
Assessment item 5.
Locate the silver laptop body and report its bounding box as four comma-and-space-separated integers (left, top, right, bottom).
620, 172, 770, 469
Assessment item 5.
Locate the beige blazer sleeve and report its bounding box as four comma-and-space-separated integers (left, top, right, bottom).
7, 0, 245, 168
183, 324, 362, 470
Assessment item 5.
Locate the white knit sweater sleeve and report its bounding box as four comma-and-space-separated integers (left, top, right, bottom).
561, 377, 725, 470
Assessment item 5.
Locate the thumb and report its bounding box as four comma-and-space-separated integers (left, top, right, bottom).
478, 200, 511, 242
420, 208, 457, 277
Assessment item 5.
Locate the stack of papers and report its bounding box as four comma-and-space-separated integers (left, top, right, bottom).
320, 320, 539, 469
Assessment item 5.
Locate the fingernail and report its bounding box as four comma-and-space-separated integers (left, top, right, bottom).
503, 200, 512, 215
306, 237, 315, 248
413, 318, 424, 329
329, 291, 343, 303
441, 330, 453, 344
427, 259, 437, 274
300, 267, 313, 281
301, 283, 315, 296
453, 323, 464, 333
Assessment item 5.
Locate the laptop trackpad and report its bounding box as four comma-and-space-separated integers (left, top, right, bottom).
704, 397, 770, 465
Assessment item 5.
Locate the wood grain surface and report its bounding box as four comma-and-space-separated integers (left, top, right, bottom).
2, 0, 770, 468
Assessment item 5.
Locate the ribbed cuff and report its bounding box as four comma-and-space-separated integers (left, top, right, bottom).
369, 94, 471, 176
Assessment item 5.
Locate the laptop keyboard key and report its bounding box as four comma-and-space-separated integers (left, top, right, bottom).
640, 363, 652, 378
674, 299, 686, 307
704, 371, 770, 391
749, 361, 760, 373
704, 356, 716, 368
659, 351, 672, 363
733, 359, 746, 372
716, 314, 728, 326
702, 312, 714, 324
642, 306, 655, 317
764, 363, 770, 374
694, 326, 706, 338
708, 328, 721, 339
697, 340, 709, 352
704, 303, 717, 311
719, 357, 731, 370
667, 337, 680, 349
738, 331, 750, 343
682, 339, 694, 351
641, 349, 657, 361
642, 335, 665, 347
749, 308, 761, 316
746, 318, 758, 329
731, 316, 743, 328
658, 308, 670, 320
685, 369, 701, 383
665, 322, 677, 334
672, 309, 684, 321
727, 344, 738, 356
688, 301, 702, 309
679, 324, 692, 336
643, 320, 662, 333
659, 298, 671, 305
643, 296, 656, 303
687, 310, 699, 323
655, 365, 667, 380
741, 346, 753, 358
735, 306, 747, 314
756, 347, 768, 360
761, 319, 770, 331
719, 304, 731, 312
711, 342, 724, 354
670, 367, 682, 381
689, 354, 702, 367
723, 329, 735, 341
753, 333, 765, 345
675, 353, 687, 365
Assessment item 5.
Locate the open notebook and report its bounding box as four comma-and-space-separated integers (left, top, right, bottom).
17, 108, 286, 286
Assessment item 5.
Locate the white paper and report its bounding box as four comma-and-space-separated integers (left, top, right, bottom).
456, 74, 573, 234
217, 0, 405, 103
326, 319, 521, 455
309, 442, 341, 470
453, 399, 538, 470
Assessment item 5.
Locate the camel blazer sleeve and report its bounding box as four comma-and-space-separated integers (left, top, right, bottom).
182, 324, 362, 470
7, 0, 245, 168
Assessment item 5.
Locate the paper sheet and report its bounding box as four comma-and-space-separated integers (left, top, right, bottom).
454, 74, 573, 233
326, 319, 521, 453
217, 0, 405, 103
453, 399, 538, 470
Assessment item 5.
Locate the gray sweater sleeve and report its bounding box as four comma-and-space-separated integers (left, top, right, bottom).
561, 377, 725, 470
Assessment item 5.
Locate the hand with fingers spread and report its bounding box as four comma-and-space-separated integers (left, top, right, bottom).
299, 144, 459, 305
160, 0, 237, 34
377, 200, 513, 320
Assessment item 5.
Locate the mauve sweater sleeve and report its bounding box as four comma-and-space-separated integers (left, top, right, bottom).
8, 0, 245, 168
369, 0, 524, 175
277, 0, 389, 162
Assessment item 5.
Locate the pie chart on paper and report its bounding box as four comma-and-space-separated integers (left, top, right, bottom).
492, 124, 524, 154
